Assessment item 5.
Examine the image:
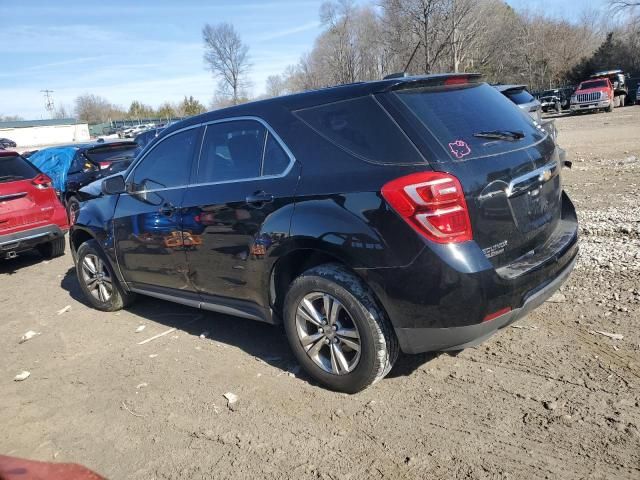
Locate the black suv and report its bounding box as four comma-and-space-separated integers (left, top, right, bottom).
70, 74, 578, 393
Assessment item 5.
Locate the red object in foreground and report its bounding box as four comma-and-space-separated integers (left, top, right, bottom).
0, 152, 69, 256
0, 455, 104, 480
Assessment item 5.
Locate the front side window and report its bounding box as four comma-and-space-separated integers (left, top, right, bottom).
198, 120, 267, 183
132, 127, 198, 190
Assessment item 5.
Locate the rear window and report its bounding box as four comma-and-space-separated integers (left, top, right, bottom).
293, 96, 424, 165
85, 144, 138, 163
580, 79, 607, 89
504, 88, 534, 104
395, 83, 545, 162
0, 154, 38, 182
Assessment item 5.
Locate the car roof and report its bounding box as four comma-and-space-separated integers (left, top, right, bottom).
161, 73, 483, 136
493, 84, 528, 93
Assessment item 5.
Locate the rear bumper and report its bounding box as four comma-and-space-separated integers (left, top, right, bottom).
0, 224, 67, 254
359, 192, 578, 354
394, 254, 576, 353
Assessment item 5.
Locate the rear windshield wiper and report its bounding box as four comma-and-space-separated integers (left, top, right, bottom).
0, 175, 24, 182
473, 130, 525, 141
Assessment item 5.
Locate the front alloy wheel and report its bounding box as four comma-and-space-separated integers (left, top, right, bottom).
81, 253, 113, 303
295, 292, 361, 375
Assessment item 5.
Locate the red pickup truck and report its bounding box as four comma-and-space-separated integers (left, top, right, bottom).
570, 78, 615, 114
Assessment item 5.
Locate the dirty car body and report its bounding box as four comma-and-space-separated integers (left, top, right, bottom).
70, 74, 578, 392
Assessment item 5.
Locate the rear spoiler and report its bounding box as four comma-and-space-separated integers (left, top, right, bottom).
383, 73, 483, 92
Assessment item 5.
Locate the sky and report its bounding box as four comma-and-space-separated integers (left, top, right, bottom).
0, 0, 610, 120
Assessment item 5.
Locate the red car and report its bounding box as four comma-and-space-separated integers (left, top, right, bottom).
0, 151, 68, 260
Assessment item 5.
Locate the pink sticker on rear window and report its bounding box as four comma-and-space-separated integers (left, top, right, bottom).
448, 140, 471, 159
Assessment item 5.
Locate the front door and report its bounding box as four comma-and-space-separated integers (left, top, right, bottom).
181, 119, 299, 310
114, 126, 201, 292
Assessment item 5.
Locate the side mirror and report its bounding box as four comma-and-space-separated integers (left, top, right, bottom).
101, 175, 126, 195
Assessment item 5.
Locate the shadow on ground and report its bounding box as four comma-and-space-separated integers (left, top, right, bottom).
60, 266, 441, 388
0, 251, 49, 275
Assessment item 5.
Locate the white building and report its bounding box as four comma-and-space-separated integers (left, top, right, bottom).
0, 118, 90, 148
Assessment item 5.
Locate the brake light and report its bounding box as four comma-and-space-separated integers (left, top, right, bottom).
99, 162, 111, 169
444, 76, 469, 86
381, 171, 472, 243
32, 173, 53, 189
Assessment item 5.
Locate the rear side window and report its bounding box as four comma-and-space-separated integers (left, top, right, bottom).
263, 132, 290, 176
504, 88, 534, 105
294, 96, 424, 165
395, 83, 545, 162
133, 128, 198, 190
0, 154, 38, 182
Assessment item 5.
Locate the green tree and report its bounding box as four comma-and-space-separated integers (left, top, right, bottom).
128, 101, 155, 119
157, 102, 177, 119
179, 96, 206, 116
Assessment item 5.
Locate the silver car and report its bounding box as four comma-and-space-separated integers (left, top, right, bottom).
494, 84, 542, 124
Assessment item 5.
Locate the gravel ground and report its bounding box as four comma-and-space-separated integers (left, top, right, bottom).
1, 107, 639, 479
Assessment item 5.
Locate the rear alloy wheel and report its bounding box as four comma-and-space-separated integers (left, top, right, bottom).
284, 263, 398, 393
76, 240, 136, 311
37, 236, 65, 259
295, 292, 362, 375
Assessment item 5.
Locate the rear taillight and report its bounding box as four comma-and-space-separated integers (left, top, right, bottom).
32, 173, 53, 189
381, 172, 472, 244
99, 162, 111, 169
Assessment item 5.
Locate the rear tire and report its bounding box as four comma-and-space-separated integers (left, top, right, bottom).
283, 263, 398, 393
75, 239, 136, 312
37, 236, 65, 259
66, 196, 80, 225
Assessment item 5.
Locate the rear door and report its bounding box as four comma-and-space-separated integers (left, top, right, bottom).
386, 82, 562, 267
113, 126, 201, 291
0, 153, 56, 234
181, 118, 299, 309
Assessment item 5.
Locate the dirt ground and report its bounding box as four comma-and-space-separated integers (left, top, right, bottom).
1, 108, 639, 480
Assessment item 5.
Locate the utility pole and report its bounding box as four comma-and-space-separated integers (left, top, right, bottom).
40, 89, 55, 117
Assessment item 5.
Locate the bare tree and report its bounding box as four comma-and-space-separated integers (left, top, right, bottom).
265, 75, 288, 98
74, 94, 123, 124
202, 22, 251, 105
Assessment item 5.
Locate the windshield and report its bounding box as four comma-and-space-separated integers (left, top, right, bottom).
503, 88, 534, 105
580, 79, 607, 89
394, 83, 546, 161
0, 154, 39, 182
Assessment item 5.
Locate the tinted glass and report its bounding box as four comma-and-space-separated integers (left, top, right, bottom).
133, 128, 198, 190
395, 83, 545, 161
0, 154, 39, 182
294, 96, 424, 165
262, 132, 290, 176
504, 89, 534, 104
580, 79, 607, 89
86, 144, 138, 163
198, 120, 266, 182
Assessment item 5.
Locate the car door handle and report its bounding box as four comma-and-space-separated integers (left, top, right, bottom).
159, 203, 176, 216
245, 191, 274, 205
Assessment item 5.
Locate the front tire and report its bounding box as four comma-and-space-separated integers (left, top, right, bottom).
283, 264, 398, 393
76, 240, 136, 311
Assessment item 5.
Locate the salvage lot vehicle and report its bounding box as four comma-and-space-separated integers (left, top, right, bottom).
0, 151, 68, 260
70, 73, 578, 393
591, 69, 628, 107
28, 141, 139, 223
494, 84, 542, 123
570, 78, 614, 113
0, 138, 17, 148
539, 89, 562, 113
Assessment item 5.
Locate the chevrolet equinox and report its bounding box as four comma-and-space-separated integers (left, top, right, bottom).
70, 74, 578, 393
